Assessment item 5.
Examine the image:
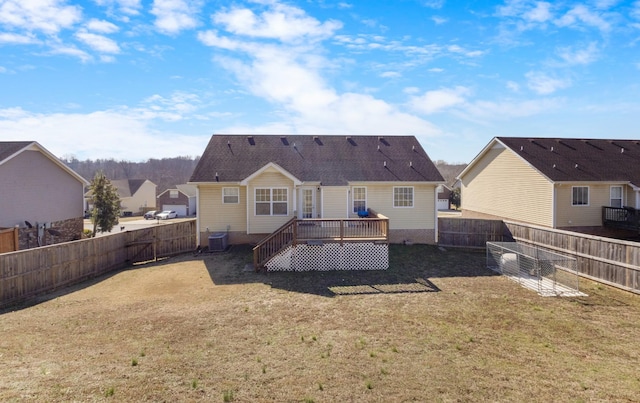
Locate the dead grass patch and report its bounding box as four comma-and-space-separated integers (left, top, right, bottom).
1, 244, 639, 401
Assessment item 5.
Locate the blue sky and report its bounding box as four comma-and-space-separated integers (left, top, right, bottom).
1, 0, 639, 163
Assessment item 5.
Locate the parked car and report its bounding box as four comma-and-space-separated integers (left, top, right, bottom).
156, 210, 177, 220
144, 210, 158, 220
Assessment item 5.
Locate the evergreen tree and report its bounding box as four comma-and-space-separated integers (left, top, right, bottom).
449, 187, 461, 210
89, 171, 121, 236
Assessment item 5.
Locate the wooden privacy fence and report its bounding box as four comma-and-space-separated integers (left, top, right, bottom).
438, 217, 640, 294
0, 227, 19, 254
438, 217, 508, 248
0, 220, 196, 308
504, 221, 640, 295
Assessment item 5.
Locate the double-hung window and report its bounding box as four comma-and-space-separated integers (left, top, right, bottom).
223, 187, 239, 204
572, 186, 589, 206
610, 186, 623, 208
353, 187, 366, 213
393, 186, 414, 208
255, 188, 288, 216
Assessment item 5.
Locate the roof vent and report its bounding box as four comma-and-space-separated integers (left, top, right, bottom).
550, 146, 554, 152
409, 161, 413, 167
347, 137, 357, 146
621, 148, 625, 153
247, 136, 255, 146
520, 146, 524, 151
215, 172, 219, 182
314, 136, 323, 145
553, 164, 556, 169
280, 136, 289, 146
412, 145, 415, 151
383, 161, 387, 167
377, 145, 381, 151
575, 164, 579, 169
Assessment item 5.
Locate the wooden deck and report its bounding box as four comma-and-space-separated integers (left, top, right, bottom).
253, 215, 389, 270
602, 206, 640, 233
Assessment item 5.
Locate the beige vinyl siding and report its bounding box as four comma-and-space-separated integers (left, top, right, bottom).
555, 183, 624, 227
623, 185, 635, 208
197, 185, 246, 233
121, 180, 156, 213
353, 183, 436, 230
247, 169, 294, 234
322, 187, 348, 218
461, 146, 554, 227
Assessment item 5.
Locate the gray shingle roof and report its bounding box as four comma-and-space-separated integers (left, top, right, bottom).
190, 135, 444, 185
0, 141, 34, 164
497, 137, 640, 187
111, 179, 148, 198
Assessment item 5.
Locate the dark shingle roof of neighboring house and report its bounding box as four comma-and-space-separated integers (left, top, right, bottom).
495, 137, 640, 187
111, 179, 148, 198
1, 141, 89, 185
190, 135, 444, 186
0, 141, 35, 163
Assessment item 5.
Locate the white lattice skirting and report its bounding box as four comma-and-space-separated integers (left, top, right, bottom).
265, 242, 389, 272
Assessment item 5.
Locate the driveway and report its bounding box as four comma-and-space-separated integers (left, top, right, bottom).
84, 216, 195, 237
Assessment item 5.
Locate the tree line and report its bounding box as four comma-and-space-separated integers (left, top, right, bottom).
61, 156, 201, 194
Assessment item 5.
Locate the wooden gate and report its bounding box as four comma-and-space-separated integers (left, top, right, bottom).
126, 226, 157, 263
0, 227, 19, 254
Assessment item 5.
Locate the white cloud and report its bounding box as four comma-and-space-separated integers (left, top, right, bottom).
556, 42, 599, 65
75, 30, 120, 53
506, 81, 520, 92
409, 86, 470, 115
94, 0, 142, 15
432, 16, 447, 25
0, 0, 82, 34
422, 0, 445, 9
555, 4, 611, 32
198, 1, 440, 138
48, 44, 92, 62
428, 67, 444, 73
151, 0, 202, 34
139, 91, 202, 120
464, 97, 563, 119
525, 71, 571, 94
380, 71, 401, 78
0, 92, 212, 160
212, 3, 342, 43
85, 19, 119, 34
447, 44, 484, 58
0, 32, 40, 45
523, 1, 552, 23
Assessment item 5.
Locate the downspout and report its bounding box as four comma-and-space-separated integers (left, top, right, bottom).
552, 182, 556, 228
195, 186, 201, 246
434, 185, 439, 244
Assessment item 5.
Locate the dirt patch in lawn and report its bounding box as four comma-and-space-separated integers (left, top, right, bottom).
1, 244, 639, 402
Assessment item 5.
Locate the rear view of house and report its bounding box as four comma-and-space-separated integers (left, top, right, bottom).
190, 135, 444, 248
458, 137, 640, 232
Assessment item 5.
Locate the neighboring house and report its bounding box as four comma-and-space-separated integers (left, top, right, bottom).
0, 141, 89, 250
157, 184, 196, 216
458, 137, 640, 229
189, 134, 444, 246
87, 179, 157, 216
436, 184, 452, 210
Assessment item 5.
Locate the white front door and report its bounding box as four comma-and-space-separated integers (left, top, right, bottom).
300, 188, 315, 218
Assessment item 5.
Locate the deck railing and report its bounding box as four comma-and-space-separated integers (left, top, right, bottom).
602, 206, 640, 232
253, 215, 389, 270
